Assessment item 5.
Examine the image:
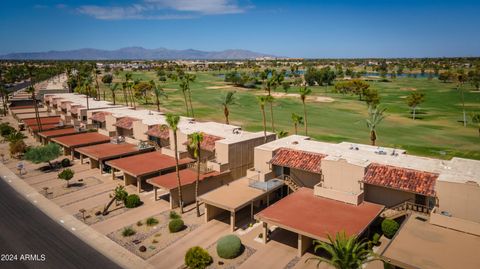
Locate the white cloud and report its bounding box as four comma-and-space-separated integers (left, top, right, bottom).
77, 0, 249, 20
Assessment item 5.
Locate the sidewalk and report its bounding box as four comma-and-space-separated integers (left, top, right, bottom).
0, 163, 154, 269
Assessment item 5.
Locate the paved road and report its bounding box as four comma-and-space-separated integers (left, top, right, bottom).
0, 180, 123, 269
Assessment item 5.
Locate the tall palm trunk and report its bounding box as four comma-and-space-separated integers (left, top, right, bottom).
32, 92, 42, 132
261, 107, 267, 142
128, 85, 136, 109
302, 100, 308, 135
123, 87, 129, 106
188, 90, 195, 118
195, 141, 201, 217
182, 90, 190, 116
111, 91, 116, 105
269, 102, 275, 132
94, 74, 100, 100
461, 88, 466, 127
370, 130, 376, 146
173, 131, 184, 213
85, 86, 90, 110
156, 96, 160, 111
294, 123, 298, 135
223, 106, 229, 124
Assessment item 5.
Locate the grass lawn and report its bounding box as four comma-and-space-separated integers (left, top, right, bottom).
99, 71, 480, 160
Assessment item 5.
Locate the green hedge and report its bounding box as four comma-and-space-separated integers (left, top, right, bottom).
125, 194, 142, 208
185, 246, 212, 269
216, 234, 243, 259
169, 218, 185, 233
381, 219, 400, 239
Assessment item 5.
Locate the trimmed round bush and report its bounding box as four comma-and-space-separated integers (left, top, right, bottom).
125, 194, 142, 208
185, 246, 212, 269
61, 158, 71, 167
216, 234, 243, 259
170, 211, 181, 219
169, 218, 185, 233
381, 219, 400, 239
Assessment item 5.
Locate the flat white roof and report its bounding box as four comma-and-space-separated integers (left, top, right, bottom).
48, 93, 120, 109
257, 135, 480, 185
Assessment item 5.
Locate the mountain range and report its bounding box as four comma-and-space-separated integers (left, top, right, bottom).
0, 47, 277, 60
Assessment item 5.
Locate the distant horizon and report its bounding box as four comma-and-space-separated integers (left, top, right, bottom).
1, 46, 480, 60
1, 0, 479, 58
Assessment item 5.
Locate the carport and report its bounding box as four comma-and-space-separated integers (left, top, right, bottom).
50, 132, 111, 160
106, 151, 194, 193
147, 169, 230, 209
75, 142, 154, 172
36, 127, 84, 144
198, 177, 284, 232
255, 188, 384, 257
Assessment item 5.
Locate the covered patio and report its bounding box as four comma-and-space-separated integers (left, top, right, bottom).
255, 188, 384, 257
75, 142, 154, 172
147, 168, 230, 209
106, 151, 194, 193
198, 177, 284, 232
36, 127, 84, 144
50, 132, 111, 159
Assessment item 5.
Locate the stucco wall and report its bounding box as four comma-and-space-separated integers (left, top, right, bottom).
104, 114, 117, 133
364, 184, 415, 207
435, 181, 480, 223
132, 121, 148, 141
322, 159, 364, 193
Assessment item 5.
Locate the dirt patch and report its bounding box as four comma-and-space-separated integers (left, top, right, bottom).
41, 176, 102, 199
206, 85, 234, 90
400, 87, 417, 91
74, 201, 133, 225
314, 96, 335, 103
108, 208, 204, 260
257, 92, 335, 103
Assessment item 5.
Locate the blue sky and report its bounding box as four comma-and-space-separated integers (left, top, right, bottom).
1, 0, 479, 58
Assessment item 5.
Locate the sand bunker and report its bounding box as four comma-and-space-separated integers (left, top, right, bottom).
206, 85, 234, 90
259, 92, 335, 103
400, 87, 417, 91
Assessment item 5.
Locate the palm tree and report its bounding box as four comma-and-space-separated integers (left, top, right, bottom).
166, 113, 184, 213
102, 185, 128, 216
125, 73, 136, 108
257, 96, 268, 142
276, 130, 289, 139
150, 80, 167, 112
81, 76, 93, 110
110, 83, 119, 105
306, 232, 383, 269
121, 82, 129, 106
265, 94, 275, 132
220, 91, 236, 124
366, 106, 387, 146
291, 113, 304, 135
179, 80, 190, 116
298, 86, 312, 135
0, 86, 8, 116
470, 112, 480, 137
189, 132, 203, 217
93, 64, 101, 100
25, 85, 42, 132
455, 72, 467, 127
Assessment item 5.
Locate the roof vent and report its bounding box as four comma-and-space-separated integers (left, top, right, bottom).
232, 128, 242, 134
374, 147, 387, 155
349, 144, 359, 150
292, 141, 299, 145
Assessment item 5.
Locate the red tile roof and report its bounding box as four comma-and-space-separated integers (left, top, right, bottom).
147, 169, 222, 190
256, 188, 384, 241
51, 132, 110, 148
113, 117, 139, 130
146, 125, 170, 139
183, 133, 223, 151
29, 123, 62, 132
106, 151, 194, 177
363, 163, 438, 196
90, 111, 110, 122
270, 148, 325, 174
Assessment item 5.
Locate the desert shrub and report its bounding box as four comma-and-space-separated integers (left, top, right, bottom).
58, 168, 75, 187
216, 234, 243, 259
61, 158, 71, 167
372, 233, 381, 246
185, 246, 212, 269
0, 123, 15, 137
136, 221, 143, 226
169, 218, 185, 233
170, 211, 180, 219
381, 219, 400, 239
124, 194, 142, 208
146, 217, 159, 226
9, 140, 27, 156
122, 227, 136, 237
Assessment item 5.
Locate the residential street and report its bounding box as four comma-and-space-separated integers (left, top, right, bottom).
0, 179, 123, 269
